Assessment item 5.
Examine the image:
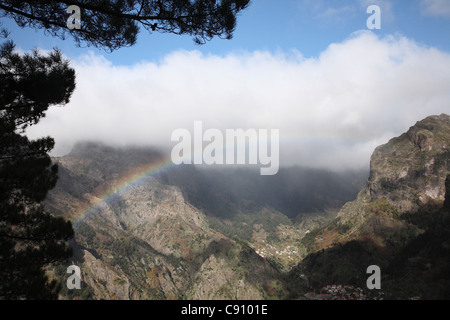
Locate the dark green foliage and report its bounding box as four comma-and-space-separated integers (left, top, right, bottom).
384, 202, 450, 299
207, 210, 291, 243
110, 238, 137, 258
300, 226, 321, 252
401, 209, 437, 230
444, 174, 450, 211
337, 222, 350, 235
294, 241, 381, 289
75, 221, 96, 244
0, 40, 75, 131
0, 0, 251, 51
290, 179, 450, 299
0, 38, 75, 299
0, 206, 74, 299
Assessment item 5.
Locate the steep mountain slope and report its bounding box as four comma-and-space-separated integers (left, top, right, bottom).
158, 163, 365, 269
46, 114, 449, 300
46, 143, 286, 300
383, 179, 450, 299
288, 114, 450, 299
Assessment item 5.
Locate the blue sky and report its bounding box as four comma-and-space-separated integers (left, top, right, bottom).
3, 0, 450, 64
3, 1, 450, 170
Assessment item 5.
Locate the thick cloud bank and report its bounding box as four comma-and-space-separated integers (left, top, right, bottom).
27, 31, 450, 171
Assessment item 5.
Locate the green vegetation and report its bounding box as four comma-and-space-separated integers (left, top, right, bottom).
76, 222, 96, 244
300, 226, 322, 253
0, 38, 75, 299
365, 198, 401, 216
207, 209, 291, 242
383, 207, 450, 299
287, 240, 382, 295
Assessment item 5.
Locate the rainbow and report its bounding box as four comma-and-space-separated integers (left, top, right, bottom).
70, 155, 174, 227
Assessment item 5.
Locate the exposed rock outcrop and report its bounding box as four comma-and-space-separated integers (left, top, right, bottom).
368, 114, 450, 213
334, 114, 450, 246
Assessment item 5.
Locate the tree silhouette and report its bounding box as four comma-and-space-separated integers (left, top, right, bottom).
0, 0, 251, 51
0, 38, 75, 299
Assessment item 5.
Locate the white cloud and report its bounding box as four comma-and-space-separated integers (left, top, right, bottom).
26, 31, 450, 171
421, 0, 450, 17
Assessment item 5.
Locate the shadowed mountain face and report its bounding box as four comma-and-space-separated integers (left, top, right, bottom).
287, 114, 450, 300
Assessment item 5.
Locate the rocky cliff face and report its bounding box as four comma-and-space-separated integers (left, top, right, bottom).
288, 114, 450, 299
369, 114, 450, 213
47, 143, 287, 300
292, 114, 450, 259
331, 114, 450, 245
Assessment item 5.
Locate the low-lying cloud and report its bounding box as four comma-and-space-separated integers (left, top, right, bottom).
26, 31, 450, 171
